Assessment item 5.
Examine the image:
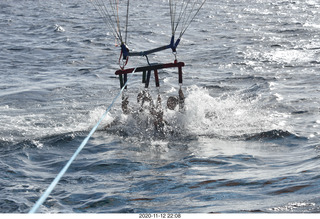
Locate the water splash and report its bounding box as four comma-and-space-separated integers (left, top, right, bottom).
100, 85, 288, 141
0, 85, 289, 145
183, 85, 285, 138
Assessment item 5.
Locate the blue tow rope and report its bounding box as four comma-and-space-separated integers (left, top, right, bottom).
29, 68, 136, 213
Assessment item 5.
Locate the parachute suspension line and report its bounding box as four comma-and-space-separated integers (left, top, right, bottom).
107, 0, 121, 42
169, 0, 207, 40
90, 0, 122, 44
179, 0, 207, 39
173, 0, 191, 35
90, 0, 133, 45
90, 1, 115, 39
107, 0, 118, 37
125, 0, 130, 44
169, 0, 177, 36
115, 0, 123, 43
29, 67, 137, 214
178, 0, 195, 38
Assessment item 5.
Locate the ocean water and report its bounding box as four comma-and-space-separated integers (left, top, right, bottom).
1, 0, 320, 213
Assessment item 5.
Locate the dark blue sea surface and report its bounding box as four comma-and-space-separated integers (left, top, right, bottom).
1, 0, 320, 213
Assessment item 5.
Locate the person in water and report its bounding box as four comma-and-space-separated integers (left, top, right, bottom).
121, 88, 185, 132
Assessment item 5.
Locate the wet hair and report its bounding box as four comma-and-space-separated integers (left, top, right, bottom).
167, 96, 178, 110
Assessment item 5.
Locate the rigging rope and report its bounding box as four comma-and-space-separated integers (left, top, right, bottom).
90, 0, 206, 51
90, 0, 120, 43
29, 68, 137, 214
125, 0, 130, 44
169, 0, 207, 40
90, 0, 131, 45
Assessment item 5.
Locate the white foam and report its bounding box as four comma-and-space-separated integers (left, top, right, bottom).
183, 85, 284, 137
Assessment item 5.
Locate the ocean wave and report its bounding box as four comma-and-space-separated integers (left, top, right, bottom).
239, 129, 307, 141
0, 199, 28, 213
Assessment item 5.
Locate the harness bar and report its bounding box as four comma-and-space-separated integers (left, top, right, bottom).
115, 61, 184, 89
115, 62, 184, 75
128, 45, 169, 57
121, 36, 180, 60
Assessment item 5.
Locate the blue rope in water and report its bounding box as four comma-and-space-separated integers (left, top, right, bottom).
29, 68, 137, 214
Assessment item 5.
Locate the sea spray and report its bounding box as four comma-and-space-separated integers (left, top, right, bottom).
184, 85, 287, 138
